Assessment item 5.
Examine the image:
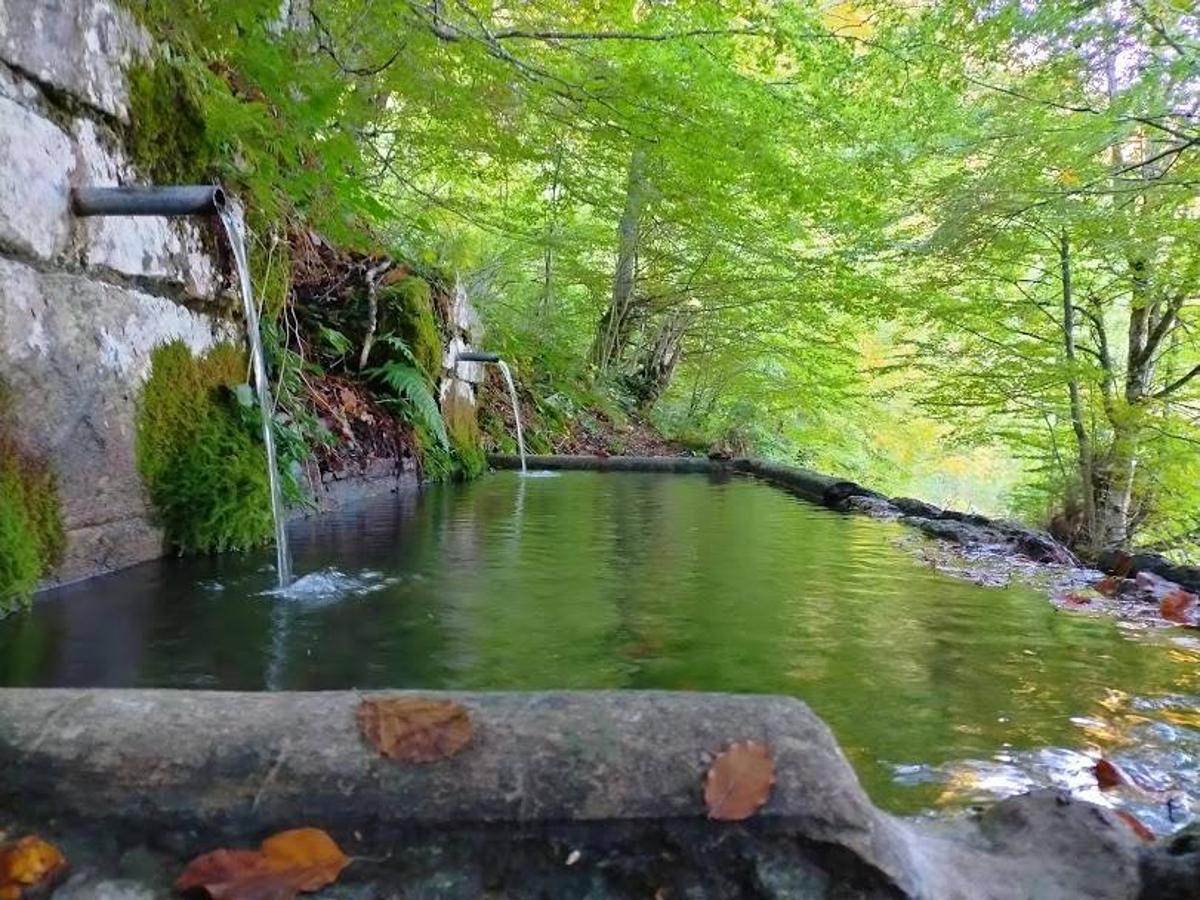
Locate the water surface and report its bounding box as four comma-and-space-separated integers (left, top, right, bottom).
2, 471, 1196, 829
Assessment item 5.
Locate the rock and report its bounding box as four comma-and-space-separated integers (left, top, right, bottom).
0, 0, 150, 120
822, 479, 887, 510
973, 790, 1143, 899
893, 497, 943, 519
1140, 822, 1200, 900
1098, 551, 1200, 597
0, 95, 73, 260
847, 495, 900, 518
53, 875, 158, 900
0, 257, 233, 582
902, 515, 996, 547
1005, 528, 1077, 566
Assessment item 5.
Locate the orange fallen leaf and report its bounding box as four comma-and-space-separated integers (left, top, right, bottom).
1115, 810, 1155, 843
0, 836, 67, 898
357, 697, 473, 763
1094, 576, 1122, 597
1061, 591, 1092, 606
1093, 758, 1128, 790
1108, 552, 1134, 578
704, 740, 775, 821
1160, 589, 1197, 625
176, 828, 348, 899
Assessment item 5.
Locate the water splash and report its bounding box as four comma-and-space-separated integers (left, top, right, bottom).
263, 567, 395, 606
219, 207, 292, 587
497, 360, 527, 475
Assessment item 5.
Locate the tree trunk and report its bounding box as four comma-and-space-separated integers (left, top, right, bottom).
628, 306, 695, 408
590, 149, 648, 374
1058, 231, 1098, 549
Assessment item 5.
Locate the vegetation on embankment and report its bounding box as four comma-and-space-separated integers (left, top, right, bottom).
0, 384, 64, 613
122, 1, 1199, 566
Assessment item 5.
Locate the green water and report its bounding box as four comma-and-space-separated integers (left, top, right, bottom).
2, 471, 1196, 827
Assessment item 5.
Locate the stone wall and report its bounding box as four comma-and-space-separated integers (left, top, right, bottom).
0, 0, 234, 585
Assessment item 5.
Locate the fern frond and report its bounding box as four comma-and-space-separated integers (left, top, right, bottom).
368, 361, 449, 448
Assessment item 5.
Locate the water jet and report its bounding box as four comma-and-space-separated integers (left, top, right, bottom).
457, 351, 526, 474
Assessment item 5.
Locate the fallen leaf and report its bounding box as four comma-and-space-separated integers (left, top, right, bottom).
357, 697, 473, 763
1061, 591, 1092, 606
0, 836, 67, 898
1108, 552, 1134, 578
1160, 589, 1197, 625
1094, 576, 1122, 597
704, 740, 775, 821
1115, 810, 1155, 843
1094, 758, 1128, 790
176, 828, 348, 899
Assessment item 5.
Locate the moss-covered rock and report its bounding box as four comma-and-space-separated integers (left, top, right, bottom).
126, 59, 212, 185
443, 385, 486, 480
376, 277, 442, 379
136, 341, 275, 554
0, 387, 64, 615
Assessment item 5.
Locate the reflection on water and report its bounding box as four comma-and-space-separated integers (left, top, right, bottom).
1, 471, 1195, 829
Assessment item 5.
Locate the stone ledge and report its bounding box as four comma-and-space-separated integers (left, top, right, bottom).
0, 688, 1177, 899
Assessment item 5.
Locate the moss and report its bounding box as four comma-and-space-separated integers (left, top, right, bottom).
126, 59, 213, 184
0, 386, 64, 615
136, 341, 275, 554
443, 388, 486, 480
377, 277, 442, 378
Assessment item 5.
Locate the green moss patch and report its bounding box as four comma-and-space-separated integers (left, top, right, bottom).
137, 341, 275, 554
444, 388, 486, 480
377, 277, 442, 378
0, 389, 64, 615
126, 59, 213, 185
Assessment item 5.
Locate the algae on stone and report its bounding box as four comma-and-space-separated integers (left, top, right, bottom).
0, 385, 64, 614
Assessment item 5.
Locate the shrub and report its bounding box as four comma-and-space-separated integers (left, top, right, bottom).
136, 341, 276, 553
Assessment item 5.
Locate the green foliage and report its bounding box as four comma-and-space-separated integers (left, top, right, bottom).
130, 0, 1199, 558
136, 341, 276, 553
0, 387, 64, 614
368, 358, 449, 450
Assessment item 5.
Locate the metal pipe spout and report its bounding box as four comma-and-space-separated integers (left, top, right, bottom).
72, 185, 227, 217
456, 351, 501, 363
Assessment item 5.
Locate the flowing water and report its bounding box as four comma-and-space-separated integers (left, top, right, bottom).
219, 208, 292, 587
497, 360, 527, 474
2, 472, 1196, 830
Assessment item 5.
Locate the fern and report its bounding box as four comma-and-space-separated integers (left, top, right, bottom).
369, 361, 449, 449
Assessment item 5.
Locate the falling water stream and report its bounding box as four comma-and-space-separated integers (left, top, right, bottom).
497, 361, 527, 474
219, 208, 292, 587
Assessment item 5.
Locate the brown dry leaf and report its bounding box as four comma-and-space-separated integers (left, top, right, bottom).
357, 697, 473, 763
1114, 810, 1155, 843
1160, 589, 1198, 625
176, 828, 348, 899
1094, 576, 1122, 597
0, 836, 67, 898
704, 740, 775, 821
1093, 758, 1128, 790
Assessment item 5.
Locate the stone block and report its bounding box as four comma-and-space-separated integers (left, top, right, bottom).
74, 118, 218, 298
0, 95, 72, 260
0, 256, 234, 582
0, 0, 149, 120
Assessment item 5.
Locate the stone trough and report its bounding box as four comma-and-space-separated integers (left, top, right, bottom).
1, 688, 1192, 899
